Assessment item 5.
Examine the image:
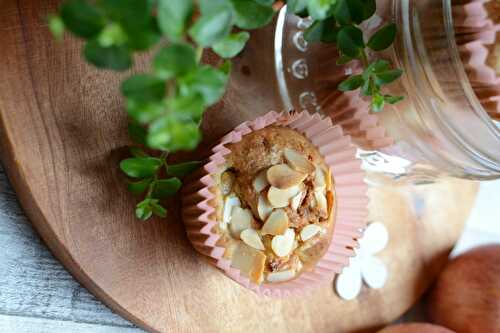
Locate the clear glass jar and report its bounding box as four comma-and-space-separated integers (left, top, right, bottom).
272, 0, 500, 181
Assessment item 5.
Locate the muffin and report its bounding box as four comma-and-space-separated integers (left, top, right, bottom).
182, 111, 368, 296
212, 126, 335, 284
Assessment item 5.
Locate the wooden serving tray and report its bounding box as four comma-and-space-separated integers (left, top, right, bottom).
0, 1, 478, 332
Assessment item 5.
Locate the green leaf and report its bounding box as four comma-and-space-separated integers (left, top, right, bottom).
220, 60, 233, 75
148, 116, 202, 152
97, 23, 127, 47
384, 95, 404, 104
374, 69, 403, 86
83, 40, 132, 71
287, 0, 308, 14
157, 0, 193, 41
337, 25, 364, 58
367, 23, 397, 51
336, 54, 353, 65
152, 178, 182, 198
212, 32, 250, 58
179, 66, 228, 106
120, 157, 162, 178
166, 94, 205, 122
167, 161, 202, 177
253, 0, 274, 5
188, 9, 233, 47
135, 199, 153, 220
127, 178, 152, 195
308, 0, 336, 20
99, 0, 150, 28
150, 200, 167, 218
126, 99, 165, 124
130, 146, 149, 158
60, 0, 105, 38
128, 122, 148, 145
121, 74, 166, 101
338, 75, 364, 91
199, 0, 232, 15
125, 26, 161, 51
304, 17, 338, 43
359, 0, 377, 22
371, 94, 385, 112
361, 76, 377, 96
333, 0, 351, 25
153, 44, 198, 81
230, 0, 275, 29
48, 15, 65, 41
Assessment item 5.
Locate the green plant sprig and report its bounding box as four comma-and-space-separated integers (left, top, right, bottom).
291, 0, 404, 112
49, 0, 278, 220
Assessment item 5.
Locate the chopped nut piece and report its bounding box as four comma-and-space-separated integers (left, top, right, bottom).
267, 164, 307, 189
271, 228, 295, 257
220, 171, 235, 195
290, 191, 305, 211
229, 207, 253, 239
241, 229, 265, 251
300, 224, 322, 241
315, 191, 328, 216
314, 165, 326, 191
266, 269, 295, 283
262, 209, 289, 235
231, 242, 266, 284
284, 148, 315, 174
223, 195, 241, 225
257, 194, 274, 220
267, 185, 301, 208
326, 190, 334, 217
253, 169, 269, 193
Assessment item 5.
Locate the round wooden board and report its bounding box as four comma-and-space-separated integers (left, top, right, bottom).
0, 1, 479, 333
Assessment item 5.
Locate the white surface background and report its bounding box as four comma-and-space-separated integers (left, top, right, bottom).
0, 163, 499, 332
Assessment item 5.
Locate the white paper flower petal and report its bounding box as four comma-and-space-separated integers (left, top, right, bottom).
360, 255, 387, 289
335, 263, 362, 300
358, 222, 389, 256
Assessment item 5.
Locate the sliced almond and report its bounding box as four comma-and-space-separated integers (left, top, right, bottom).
266, 269, 296, 283
267, 185, 301, 208
290, 191, 305, 211
262, 209, 289, 236
229, 207, 253, 239
223, 195, 241, 224
253, 169, 269, 193
220, 171, 235, 195
284, 148, 315, 174
231, 242, 266, 284
326, 190, 334, 217
257, 194, 274, 221
241, 229, 265, 251
314, 165, 326, 191
300, 224, 322, 241
325, 167, 332, 190
271, 228, 295, 257
315, 191, 328, 215
267, 164, 307, 189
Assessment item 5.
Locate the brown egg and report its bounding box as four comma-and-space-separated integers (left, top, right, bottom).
377, 323, 455, 333
427, 245, 500, 333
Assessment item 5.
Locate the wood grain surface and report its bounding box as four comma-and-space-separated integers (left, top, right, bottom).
0, 1, 479, 333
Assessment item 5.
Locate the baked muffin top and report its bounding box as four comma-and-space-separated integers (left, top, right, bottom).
211, 126, 336, 285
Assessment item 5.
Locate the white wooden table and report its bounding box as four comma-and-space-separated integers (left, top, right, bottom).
0, 163, 499, 333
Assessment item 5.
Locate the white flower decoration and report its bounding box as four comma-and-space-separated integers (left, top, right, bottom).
335, 222, 389, 300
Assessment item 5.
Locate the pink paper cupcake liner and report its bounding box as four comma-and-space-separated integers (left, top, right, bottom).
182, 111, 369, 297
454, 0, 500, 119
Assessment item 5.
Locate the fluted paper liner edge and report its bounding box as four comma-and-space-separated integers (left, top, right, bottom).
181, 111, 369, 297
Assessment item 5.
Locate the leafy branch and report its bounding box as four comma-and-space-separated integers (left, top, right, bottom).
293, 0, 404, 112
49, 0, 277, 220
